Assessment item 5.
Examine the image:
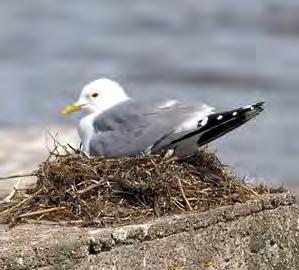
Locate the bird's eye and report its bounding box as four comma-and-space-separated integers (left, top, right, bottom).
91, 93, 99, 98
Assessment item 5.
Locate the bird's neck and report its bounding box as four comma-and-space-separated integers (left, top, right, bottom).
101, 96, 130, 114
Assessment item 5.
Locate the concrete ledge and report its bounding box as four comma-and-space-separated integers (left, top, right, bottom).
0, 193, 298, 269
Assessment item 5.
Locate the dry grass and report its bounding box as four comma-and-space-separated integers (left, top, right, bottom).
0, 147, 284, 227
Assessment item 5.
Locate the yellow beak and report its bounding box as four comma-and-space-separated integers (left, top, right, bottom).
61, 103, 86, 115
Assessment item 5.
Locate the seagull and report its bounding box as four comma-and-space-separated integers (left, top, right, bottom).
61, 78, 264, 158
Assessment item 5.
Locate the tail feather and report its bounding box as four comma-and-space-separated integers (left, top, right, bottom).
197, 101, 264, 147
167, 102, 265, 149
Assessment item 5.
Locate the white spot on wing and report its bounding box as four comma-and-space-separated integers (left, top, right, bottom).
232, 112, 237, 116
243, 105, 254, 110
200, 116, 209, 126
217, 115, 223, 120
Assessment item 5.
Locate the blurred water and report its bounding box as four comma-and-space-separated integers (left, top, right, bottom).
0, 0, 298, 187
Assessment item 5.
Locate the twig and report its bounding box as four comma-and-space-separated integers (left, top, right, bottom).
171, 197, 186, 211
47, 131, 71, 155
57, 220, 84, 226
177, 178, 193, 211
77, 181, 104, 196
108, 177, 138, 190
0, 179, 21, 203
67, 143, 78, 153
18, 207, 66, 218
0, 173, 35, 181
46, 144, 59, 161
0, 191, 39, 218
235, 181, 259, 197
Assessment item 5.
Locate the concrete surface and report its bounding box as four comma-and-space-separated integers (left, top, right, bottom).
0, 193, 298, 270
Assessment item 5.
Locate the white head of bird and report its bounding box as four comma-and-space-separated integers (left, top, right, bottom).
61, 78, 129, 115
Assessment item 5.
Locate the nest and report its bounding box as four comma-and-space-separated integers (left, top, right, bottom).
0, 148, 283, 227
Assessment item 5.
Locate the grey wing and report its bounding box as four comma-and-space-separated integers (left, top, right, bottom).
89, 99, 264, 158
89, 101, 208, 157
150, 101, 265, 156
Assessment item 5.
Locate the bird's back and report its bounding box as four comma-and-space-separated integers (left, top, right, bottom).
89, 100, 201, 157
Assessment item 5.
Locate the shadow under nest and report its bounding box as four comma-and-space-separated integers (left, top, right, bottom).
0, 148, 283, 227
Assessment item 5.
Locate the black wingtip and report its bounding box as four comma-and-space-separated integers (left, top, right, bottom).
163, 101, 265, 152
253, 101, 265, 111
194, 102, 265, 147
244, 101, 265, 115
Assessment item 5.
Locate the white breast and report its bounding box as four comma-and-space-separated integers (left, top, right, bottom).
78, 113, 98, 153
